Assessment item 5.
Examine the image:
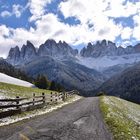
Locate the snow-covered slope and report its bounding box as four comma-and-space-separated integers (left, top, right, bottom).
0, 72, 34, 87
76, 53, 140, 71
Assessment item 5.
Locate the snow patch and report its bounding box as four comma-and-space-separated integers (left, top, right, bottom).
76, 54, 140, 71
0, 73, 35, 88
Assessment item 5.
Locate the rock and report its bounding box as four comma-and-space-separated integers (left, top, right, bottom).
7, 41, 37, 65
80, 40, 139, 57
7, 46, 20, 65
38, 39, 78, 57
134, 43, 140, 53
20, 41, 37, 60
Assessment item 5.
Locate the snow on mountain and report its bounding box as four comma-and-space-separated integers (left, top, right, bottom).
7, 39, 140, 68
76, 53, 140, 71
0, 72, 35, 87
5, 39, 140, 92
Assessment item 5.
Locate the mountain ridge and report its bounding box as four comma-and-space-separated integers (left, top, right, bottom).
7, 39, 78, 65
96, 62, 140, 104
5, 39, 140, 95
80, 40, 140, 58
20, 56, 105, 94
7, 39, 140, 66
0, 58, 32, 83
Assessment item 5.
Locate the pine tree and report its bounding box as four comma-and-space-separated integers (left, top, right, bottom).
35, 75, 49, 89
49, 81, 64, 91
49, 81, 56, 90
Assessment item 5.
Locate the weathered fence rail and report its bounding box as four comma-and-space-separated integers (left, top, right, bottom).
0, 90, 79, 119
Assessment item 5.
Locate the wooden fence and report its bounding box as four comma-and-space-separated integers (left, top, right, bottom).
0, 90, 79, 119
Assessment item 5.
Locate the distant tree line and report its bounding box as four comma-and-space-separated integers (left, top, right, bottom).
0, 59, 33, 83
34, 74, 65, 92
0, 59, 65, 92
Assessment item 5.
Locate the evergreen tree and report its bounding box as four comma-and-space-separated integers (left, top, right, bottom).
49, 81, 64, 91
49, 81, 56, 90
35, 75, 49, 89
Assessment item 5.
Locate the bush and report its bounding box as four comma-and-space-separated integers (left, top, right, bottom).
96, 91, 106, 96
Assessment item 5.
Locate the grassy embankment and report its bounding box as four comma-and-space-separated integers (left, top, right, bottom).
100, 96, 140, 140
0, 82, 54, 98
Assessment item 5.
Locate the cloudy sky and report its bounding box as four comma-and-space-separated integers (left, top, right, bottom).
0, 0, 140, 58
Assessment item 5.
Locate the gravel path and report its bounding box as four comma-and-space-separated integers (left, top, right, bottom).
0, 97, 113, 140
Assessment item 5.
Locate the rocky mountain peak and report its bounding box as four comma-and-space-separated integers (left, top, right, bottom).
80, 40, 140, 57
20, 41, 37, 60
80, 40, 114, 57
7, 39, 140, 66
7, 46, 20, 65
108, 41, 116, 48
8, 46, 20, 57
44, 39, 57, 46
7, 39, 79, 65
96, 41, 100, 46
38, 39, 78, 57
87, 43, 92, 48
7, 41, 37, 65
134, 43, 140, 52
101, 39, 107, 47
27, 40, 35, 47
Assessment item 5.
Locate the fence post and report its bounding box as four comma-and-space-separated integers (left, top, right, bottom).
55, 92, 58, 104
59, 93, 61, 100
42, 93, 45, 104
62, 92, 66, 102
66, 92, 68, 100
16, 96, 20, 109
50, 92, 53, 103
55, 92, 57, 97
33, 93, 35, 106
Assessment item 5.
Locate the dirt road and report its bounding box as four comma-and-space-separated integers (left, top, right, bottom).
0, 97, 112, 140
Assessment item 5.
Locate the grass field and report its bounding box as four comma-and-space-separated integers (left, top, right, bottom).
100, 96, 140, 140
0, 82, 55, 98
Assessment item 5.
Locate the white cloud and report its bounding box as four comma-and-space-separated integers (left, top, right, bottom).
29, 0, 53, 21
12, 4, 24, 18
0, 12, 122, 58
133, 26, 140, 40
59, 0, 140, 22
132, 13, 140, 40
0, 4, 26, 18
34, 14, 79, 44
0, 38, 16, 58
121, 27, 132, 40
1, 11, 12, 17
58, 0, 140, 44
59, 0, 123, 43
0, 0, 140, 58
0, 25, 10, 36
133, 13, 140, 26
104, 1, 139, 18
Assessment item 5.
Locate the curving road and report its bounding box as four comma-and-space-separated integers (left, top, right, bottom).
0, 97, 113, 140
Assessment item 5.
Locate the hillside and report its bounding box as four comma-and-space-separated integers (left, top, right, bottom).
0, 82, 52, 98
0, 58, 32, 83
77, 54, 139, 78
6, 39, 140, 94
97, 62, 140, 104
100, 96, 140, 140
20, 56, 105, 94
